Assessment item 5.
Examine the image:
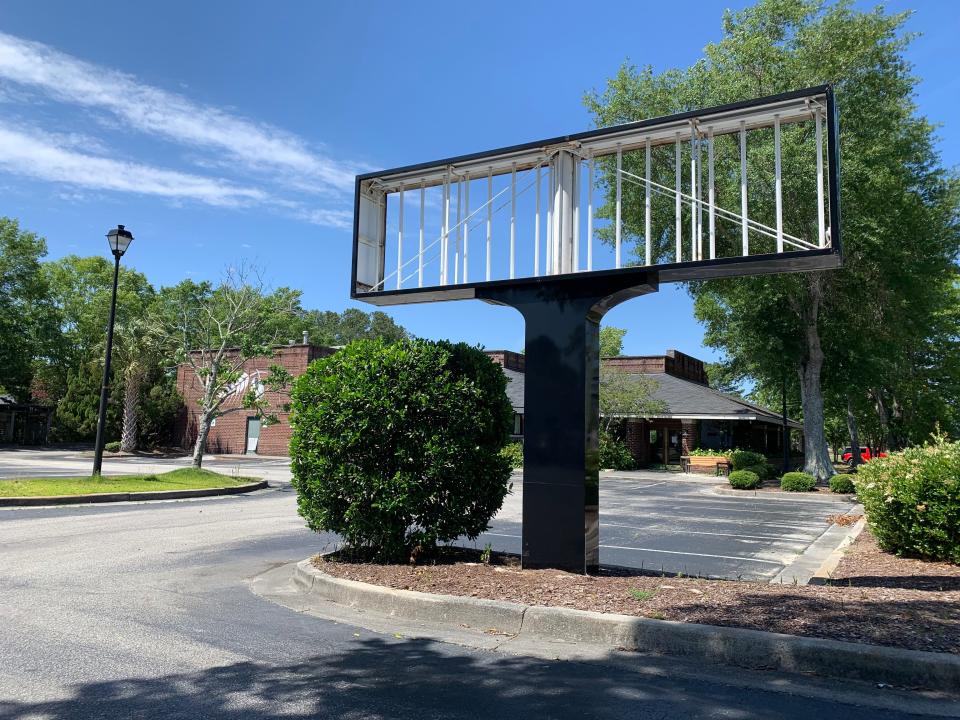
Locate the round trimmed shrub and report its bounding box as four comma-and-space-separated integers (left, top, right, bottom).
600, 434, 636, 471
104, 441, 121, 453
855, 439, 960, 562
729, 470, 761, 490
829, 475, 856, 494
289, 339, 514, 562
730, 449, 766, 471
780, 471, 817, 492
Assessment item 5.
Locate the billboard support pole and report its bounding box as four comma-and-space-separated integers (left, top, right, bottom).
478, 271, 658, 572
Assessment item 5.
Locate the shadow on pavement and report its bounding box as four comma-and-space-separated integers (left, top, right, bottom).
0, 637, 924, 719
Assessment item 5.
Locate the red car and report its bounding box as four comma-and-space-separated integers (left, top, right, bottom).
841, 446, 887, 464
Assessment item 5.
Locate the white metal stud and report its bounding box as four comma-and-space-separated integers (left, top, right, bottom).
644, 138, 651, 267
740, 121, 748, 256
486, 168, 492, 281
815, 107, 825, 247
587, 152, 594, 272
535, 165, 541, 276
418, 181, 424, 288
675, 134, 682, 263
774, 114, 783, 254
707, 128, 715, 260
510, 162, 516, 279
397, 186, 404, 289
615, 143, 622, 269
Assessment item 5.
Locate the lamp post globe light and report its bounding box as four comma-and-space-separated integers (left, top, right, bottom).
92, 224, 134, 477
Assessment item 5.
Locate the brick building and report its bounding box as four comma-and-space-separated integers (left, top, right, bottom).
175, 343, 334, 456
487, 348, 803, 467
176, 343, 800, 463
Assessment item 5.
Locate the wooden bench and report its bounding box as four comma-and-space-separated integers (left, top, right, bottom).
681, 455, 731, 476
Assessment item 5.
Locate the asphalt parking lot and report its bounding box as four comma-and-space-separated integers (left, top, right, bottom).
0, 449, 855, 580
480, 474, 856, 581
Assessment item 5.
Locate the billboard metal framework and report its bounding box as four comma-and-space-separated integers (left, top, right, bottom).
352, 85, 840, 306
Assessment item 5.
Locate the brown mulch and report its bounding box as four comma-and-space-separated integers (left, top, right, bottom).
315, 530, 960, 655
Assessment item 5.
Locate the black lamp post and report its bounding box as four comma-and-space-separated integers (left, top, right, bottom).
92, 224, 134, 476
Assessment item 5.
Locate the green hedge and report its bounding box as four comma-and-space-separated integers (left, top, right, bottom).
744, 462, 774, 481
855, 439, 960, 562
500, 441, 523, 469
781, 472, 817, 492
730, 449, 766, 471
289, 339, 513, 562
104, 441, 121, 453
729, 470, 761, 490
600, 434, 636, 471
829, 475, 856, 494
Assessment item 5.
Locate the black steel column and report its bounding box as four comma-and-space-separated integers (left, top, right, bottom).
479, 271, 657, 573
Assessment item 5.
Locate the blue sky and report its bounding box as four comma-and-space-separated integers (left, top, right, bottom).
1, 1, 957, 359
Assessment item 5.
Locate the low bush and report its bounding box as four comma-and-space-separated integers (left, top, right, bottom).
104, 441, 121, 453
829, 475, 856, 494
729, 470, 761, 490
745, 462, 774, 481
500, 442, 523, 469
781, 471, 817, 492
688, 448, 731, 457
730, 449, 766, 471
289, 339, 514, 562
600, 434, 636, 471
855, 437, 960, 562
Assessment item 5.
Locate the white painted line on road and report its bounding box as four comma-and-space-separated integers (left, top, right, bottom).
482, 532, 521, 539
603, 522, 815, 543
603, 481, 668, 491
599, 544, 783, 565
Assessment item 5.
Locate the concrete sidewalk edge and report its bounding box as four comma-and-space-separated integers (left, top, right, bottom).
293, 559, 960, 692
0, 480, 269, 507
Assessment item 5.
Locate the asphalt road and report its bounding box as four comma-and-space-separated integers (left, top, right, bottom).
0, 449, 952, 718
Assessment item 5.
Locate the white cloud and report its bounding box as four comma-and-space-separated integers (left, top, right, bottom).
0, 124, 266, 207
0, 31, 364, 194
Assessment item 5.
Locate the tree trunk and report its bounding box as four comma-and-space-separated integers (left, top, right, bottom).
846, 396, 861, 469
797, 276, 835, 482
192, 411, 210, 469
871, 388, 895, 452
120, 364, 143, 453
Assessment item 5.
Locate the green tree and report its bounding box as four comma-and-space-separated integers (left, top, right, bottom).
599, 326, 627, 357
0, 218, 57, 400
585, 0, 960, 478
297, 307, 409, 346
150, 267, 299, 468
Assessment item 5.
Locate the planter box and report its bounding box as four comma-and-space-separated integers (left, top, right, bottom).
681, 455, 731, 476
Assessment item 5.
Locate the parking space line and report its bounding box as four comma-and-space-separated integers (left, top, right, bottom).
599, 544, 783, 565
602, 522, 815, 543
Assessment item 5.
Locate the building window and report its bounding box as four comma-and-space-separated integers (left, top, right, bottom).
512, 413, 524, 437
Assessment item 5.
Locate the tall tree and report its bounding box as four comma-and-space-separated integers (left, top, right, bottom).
0, 218, 57, 400
151, 267, 299, 468
599, 326, 627, 357
585, 0, 959, 478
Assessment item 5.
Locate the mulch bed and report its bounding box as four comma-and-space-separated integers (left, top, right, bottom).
314, 529, 960, 655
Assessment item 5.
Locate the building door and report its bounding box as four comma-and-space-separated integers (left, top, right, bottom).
245, 417, 261, 455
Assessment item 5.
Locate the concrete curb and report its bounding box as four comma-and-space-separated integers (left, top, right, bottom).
809, 517, 869, 582
294, 559, 960, 692
0, 480, 268, 507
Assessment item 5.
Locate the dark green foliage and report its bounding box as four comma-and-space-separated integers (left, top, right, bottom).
289, 339, 513, 562
855, 438, 960, 562
0, 218, 57, 400
600, 433, 636, 471
744, 462, 774, 481
500, 441, 523, 469
138, 372, 183, 449
53, 360, 121, 442
297, 308, 408, 346
730, 450, 766, 471
829, 475, 856, 494
729, 470, 761, 490
781, 472, 817, 492
104, 441, 121, 453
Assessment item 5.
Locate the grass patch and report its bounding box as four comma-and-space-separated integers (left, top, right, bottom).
0, 468, 258, 497
628, 588, 656, 602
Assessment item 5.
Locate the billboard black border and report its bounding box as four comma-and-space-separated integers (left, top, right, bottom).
350, 84, 841, 304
